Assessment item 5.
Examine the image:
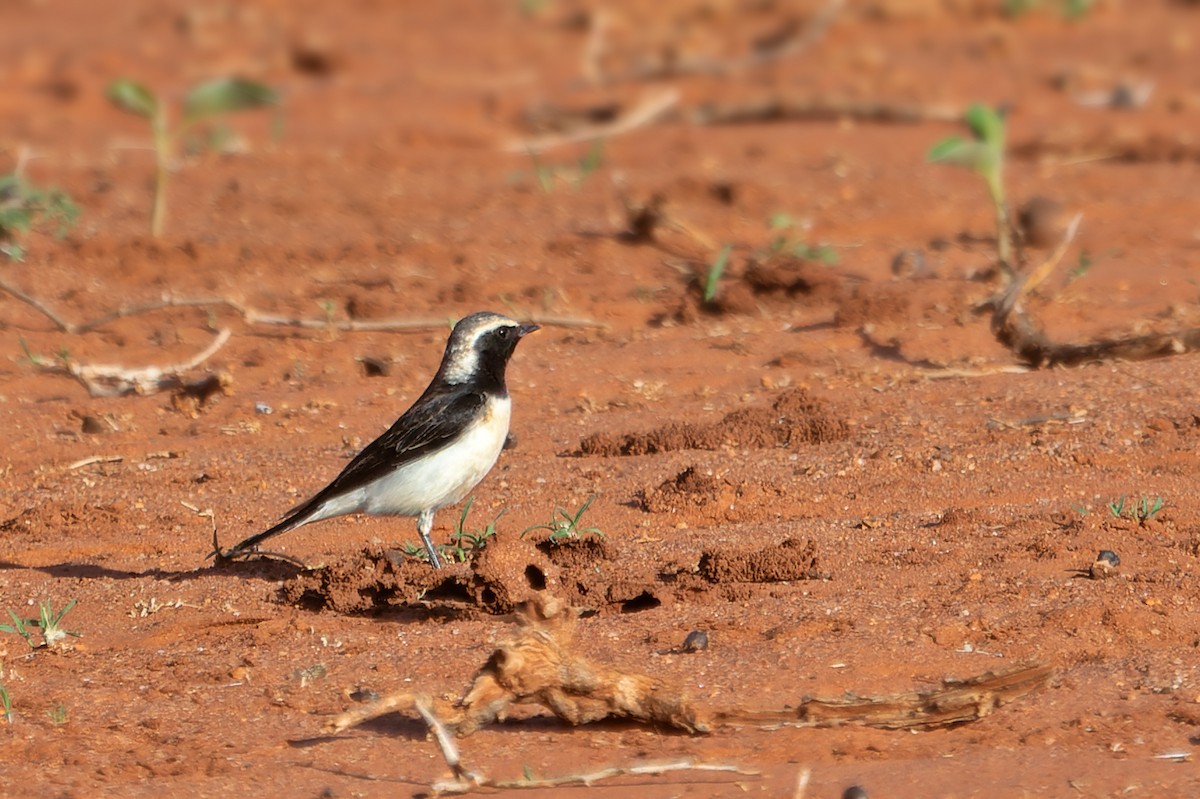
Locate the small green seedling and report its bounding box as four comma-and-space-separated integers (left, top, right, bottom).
1107, 495, 1164, 525
446, 498, 504, 561
0, 610, 35, 648
764, 213, 838, 264
521, 495, 606, 543
0, 683, 12, 724
929, 103, 1014, 280
526, 140, 605, 193
47, 703, 68, 726
402, 497, 504, 564
1004, 0, 1093, 18
703, 244, 732, 304
1, 599, 81, 649
0, 173, 79, 261
106, 77, 280, 237
294, 663, 327, 688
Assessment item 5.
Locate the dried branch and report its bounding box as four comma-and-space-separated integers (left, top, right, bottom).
0, 281, 607, 334
504, 89, 679, 154
415, 696, 480, 788
598, 0, 844, 84
992, 214, 1200, 367
690, 96, 962, 127
433, 759, 755, 795
329, 598, 1049, 741
33, 328, 232, 397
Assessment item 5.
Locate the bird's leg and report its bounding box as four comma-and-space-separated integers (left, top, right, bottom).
418, 509, 443, 569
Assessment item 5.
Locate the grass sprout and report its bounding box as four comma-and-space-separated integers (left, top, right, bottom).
764, 213, 838, 264
0, 173, 79, 261
1107, 495, 1164, 525
47, 704, 68, 726
403, 497, 504, 564
522, 495, 605, 543
703, 244, 732, 304
1, 599, 81, 650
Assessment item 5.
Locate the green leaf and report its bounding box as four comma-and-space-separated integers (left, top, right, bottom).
928, 137, 995, 172
106, 79, 158, 119
769, 212, 796, 231
704, 244, 732, 304
183, 78, 279, 124
964, 103, 1005, 147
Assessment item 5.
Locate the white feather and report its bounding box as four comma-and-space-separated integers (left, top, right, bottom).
302, 396, 512, 523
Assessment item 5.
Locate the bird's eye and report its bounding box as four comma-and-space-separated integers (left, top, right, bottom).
496, 327, 510, 339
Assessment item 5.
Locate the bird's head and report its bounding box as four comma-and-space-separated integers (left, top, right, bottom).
437, 311, 539, 389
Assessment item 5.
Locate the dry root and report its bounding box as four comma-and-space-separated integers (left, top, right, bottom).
328, 597, 1050, 739
328, 596, 707, 737
992, 214, 1200, 367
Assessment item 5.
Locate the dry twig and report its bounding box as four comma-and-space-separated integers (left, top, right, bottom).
991, 214, 1200, 366
329, 597, 1049, 740
505, 89, 680, 154
31, 328, 232, 397
433, 760, 755, 795
0, 281, 606, 334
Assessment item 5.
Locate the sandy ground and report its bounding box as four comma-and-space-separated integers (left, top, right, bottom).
2, 1, 1200, 796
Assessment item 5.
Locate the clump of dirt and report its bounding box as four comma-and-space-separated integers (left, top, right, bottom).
834, 281, 913, 329
696, 537, 821, 583
744, 254, 844, 299
669, 253, 846, 322
578, 388, 848, 456
640, 466, 724, 513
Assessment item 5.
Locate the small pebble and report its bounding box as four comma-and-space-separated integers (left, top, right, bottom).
843, 786, 869, 799
349, 687, 380, 703
681, 630, 709, 653
1090, 549, 1121, 580
255, 402, 273, 415
890, 248, 929, 279
80, 415, 107, 434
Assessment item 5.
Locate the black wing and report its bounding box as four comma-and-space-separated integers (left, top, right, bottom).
316, 388, 487, 499
224, 389, 487, 555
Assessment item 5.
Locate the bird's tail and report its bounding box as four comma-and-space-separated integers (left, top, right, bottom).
217, 498, 318, 560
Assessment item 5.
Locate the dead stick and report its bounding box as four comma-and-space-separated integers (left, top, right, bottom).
434, 760, 756, 794
505, 89, 679, 154
67, 455, 123, 470
0, 284, 607, 333
415, 696, 478, 786
325, 691, 418, 734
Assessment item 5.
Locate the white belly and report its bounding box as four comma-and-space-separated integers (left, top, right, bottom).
357, 396, 511, 517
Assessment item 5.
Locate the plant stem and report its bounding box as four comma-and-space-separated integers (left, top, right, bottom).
985, 169, 1015, 283
151, 111, 170, 238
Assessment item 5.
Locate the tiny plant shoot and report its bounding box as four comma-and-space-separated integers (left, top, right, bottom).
928, 103, 1014, 281
704, 244, 732, 304
106, 77, 280, 237
0, 173, 79, 261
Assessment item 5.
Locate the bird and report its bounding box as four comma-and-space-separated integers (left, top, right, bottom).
219, 311, 538, 568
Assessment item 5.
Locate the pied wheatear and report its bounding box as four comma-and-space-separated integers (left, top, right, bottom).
219, 311, 538, 567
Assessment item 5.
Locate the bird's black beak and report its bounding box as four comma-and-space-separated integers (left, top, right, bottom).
517, 323, 540, 337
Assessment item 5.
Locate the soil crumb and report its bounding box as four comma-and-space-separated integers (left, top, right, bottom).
640, 466, 723, 513
579, 388, 847, 456
698, 537, 821, 583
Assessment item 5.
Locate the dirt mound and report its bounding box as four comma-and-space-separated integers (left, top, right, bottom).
578, 388, 847, 456
639, 466, 724, 513
697, 537, 820, 583
283, 533, 824, 615
670, 253, 846, 321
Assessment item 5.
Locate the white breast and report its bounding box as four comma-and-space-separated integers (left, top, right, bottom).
359, 396, 512, 517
